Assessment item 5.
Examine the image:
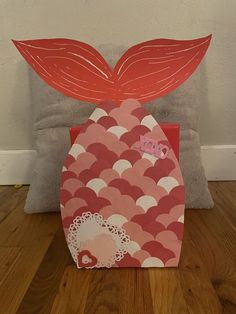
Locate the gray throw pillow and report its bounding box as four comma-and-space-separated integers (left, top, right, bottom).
24, 44, 213, 213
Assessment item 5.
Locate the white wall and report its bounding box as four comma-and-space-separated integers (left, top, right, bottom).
0, 0, 236, 150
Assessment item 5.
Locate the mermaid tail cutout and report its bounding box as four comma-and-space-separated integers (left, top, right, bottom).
13, 35, 211, 105
14, 36, 211, 267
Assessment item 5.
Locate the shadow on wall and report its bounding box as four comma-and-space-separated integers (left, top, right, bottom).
198, 59, 211, 144
12, 60, 34, 149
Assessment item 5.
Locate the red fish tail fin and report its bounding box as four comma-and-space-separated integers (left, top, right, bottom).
13, 35, 212, 105
115, 35, 212, 104
12, 38, 115, 104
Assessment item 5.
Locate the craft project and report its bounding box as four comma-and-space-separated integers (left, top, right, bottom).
13, 35, 211, 268
70, 123, 180, 159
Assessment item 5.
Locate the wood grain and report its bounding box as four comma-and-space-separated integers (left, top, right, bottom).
0, 185, 28, 222
50, 266, 91, 314
0, 183, 235, 313
82, 268, 154, 314
0, 247, 21, 285
16, 227, 71, 314
178, 229, 222, 314
149, 268, 189, 314
0, 242, 56, 313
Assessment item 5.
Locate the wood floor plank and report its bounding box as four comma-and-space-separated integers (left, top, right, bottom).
0, 185, 19, 198
0, 186, 14, 199
222, 301, 236, 314
203, 203, 236, 266
0, 186, 28, 223
0, 239, 55, 314
209, 181, 236, 230
179, 229, 222, 314
186, 209, 236, 312
0, 182, 236, 313
0, 247, 21, 285
0, 187, 61, 313
0, 199, 60, 247
55, 268, 152, 314
119, 268, 154, 314
84, 269, 121, 314
0, 185, 11, 193
84, 268, 154, 314
50, 266, 91, 314
17, 226, 72, 314
149, 268, 189, 314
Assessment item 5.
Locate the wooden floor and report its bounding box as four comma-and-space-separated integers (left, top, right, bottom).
0, 182, 236, 314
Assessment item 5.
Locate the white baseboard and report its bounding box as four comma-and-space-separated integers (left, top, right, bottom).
0, 150, 36, 185
201, 145, 236, 181
0, 146, 235, 184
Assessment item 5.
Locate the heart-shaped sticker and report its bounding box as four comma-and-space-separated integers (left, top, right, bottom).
78, 250, 98, 268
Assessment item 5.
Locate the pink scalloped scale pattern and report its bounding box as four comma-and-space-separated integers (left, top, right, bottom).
60, 99, 185, 268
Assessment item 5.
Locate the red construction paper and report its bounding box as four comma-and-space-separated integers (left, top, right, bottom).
13, 35, 211, 104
